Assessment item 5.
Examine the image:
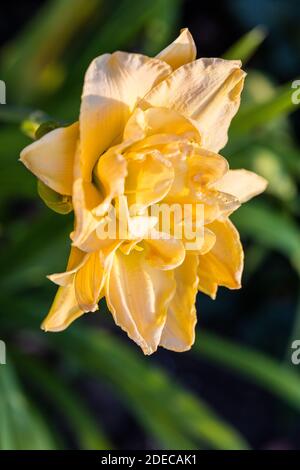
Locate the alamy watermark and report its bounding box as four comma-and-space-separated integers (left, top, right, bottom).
0, 80, 6, 104
291, 340, 300, 365
291, 80, 300, 105
95, 196, 205, 251
0, 340, 6, 365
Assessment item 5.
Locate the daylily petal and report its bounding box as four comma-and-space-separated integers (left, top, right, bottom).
160, 254, 198, 351
41, 284, 84, 332
145, 235, 186, 270
212, 169, 268, 203
184, 227, 216, 254
124, 106, 200, 143
71, 178, 103, 248
142, 58, 246, 152
125, 151, 174, 212
74, 250, 111, 312
20, 122, 78, 195
198, 218, 244, 298
106, 249, 175, 355
80, 52, 172, 181
48, 246, 88, 286
156, 28, 197, 70
93, 144, 128, 217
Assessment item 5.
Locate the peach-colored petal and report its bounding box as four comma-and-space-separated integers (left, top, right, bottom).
156, 28, 196, 70
142, 58, 246, 152
41, 284, 84, 332
20, 122, 78, 195
160, 254, 198, 351
48, 246, 88, 286
198, 218, 244, 298
80, 52, 172, 180
105, 249, 175, 355
125, 151, 174, 212
145, 235, 186, 270
74, 251, 110, 312
212, 169, 268, 203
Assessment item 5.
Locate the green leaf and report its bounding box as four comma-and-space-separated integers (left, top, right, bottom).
50, 327, 249, 450
0, 0, 103, 103
37, 180, 73, 215
15, 355, 111, 450
223, 26, 267, 63
0, 360, 55, 449
232, 201, 300, 275
194, 331, 300, 413
231, 82, 300, 136
142, 0, 182, 56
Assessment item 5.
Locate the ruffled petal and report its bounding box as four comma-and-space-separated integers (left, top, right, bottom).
80, 52, 172, 180
74, 251, 110, 312
142, 58, 246, 152
156, 28, 196, 70
106, 249, 175, 355
160, 254, 198, 351
125, 151, 174, 212
124, 106, 200, 143
41, 284, 84, 332
71, 177, 103, 249
212, 169, 268, 203
145, 235, 185, 270
20, 122, 78, 195
198, 218, 244, 298
48, 246, 88, 286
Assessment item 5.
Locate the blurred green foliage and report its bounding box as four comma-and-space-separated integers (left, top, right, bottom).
0, 0, 300, 450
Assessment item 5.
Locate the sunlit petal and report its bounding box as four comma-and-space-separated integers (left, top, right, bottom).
156, 28, 196, 70
106, 250, 175, 354
160, 254, 198, 351
142, 58, 246, 152
212, 169, 268, 203
198, 218, 244, 298
20, 122, 78, 195
41, 284, 84, 332
80, 52, 172, 180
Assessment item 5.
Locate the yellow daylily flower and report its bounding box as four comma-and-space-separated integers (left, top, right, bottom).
20, 29, 267, 355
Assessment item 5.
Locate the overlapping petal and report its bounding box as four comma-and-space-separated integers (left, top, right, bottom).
160, 254, 198, 351
80, 52, 172, 180
106, 249, 175, 354
20, 122, 78, 195
156, 28, 196, 70
74, 251, 109, 312
41, 284, 84, 332
142, 58, 246, 152
212, 169, 268, 202
198, 218, 244, 298
145, 235, 186, 270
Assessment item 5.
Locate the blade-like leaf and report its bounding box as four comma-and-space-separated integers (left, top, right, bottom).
194, 331, 300, 412
232, 201, 300, 275
231, 82, 300, 136
50, 326, 249, 450
0, 360, 55, 449
14, 355, 111, 450
223, 26, 267, 63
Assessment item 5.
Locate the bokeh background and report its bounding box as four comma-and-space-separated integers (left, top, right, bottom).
0, 0, 300, 450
